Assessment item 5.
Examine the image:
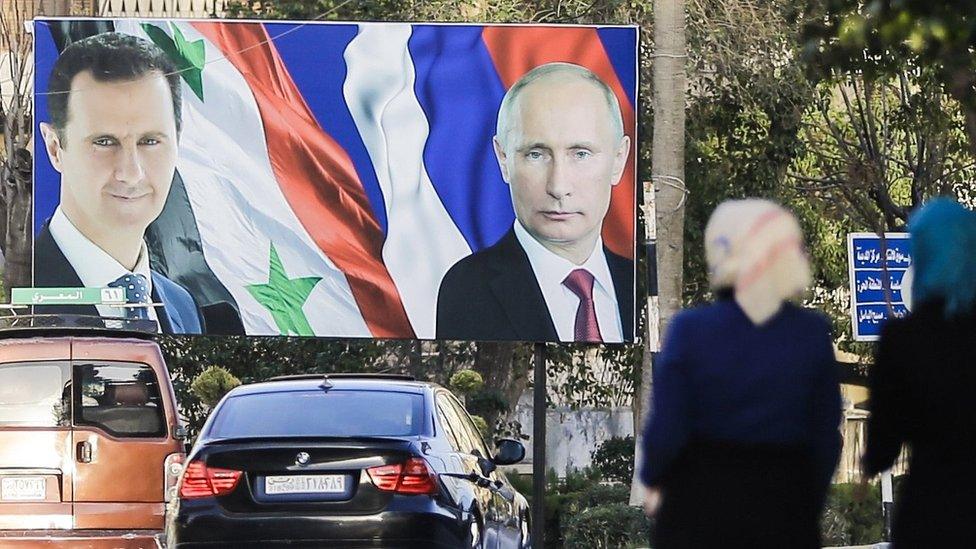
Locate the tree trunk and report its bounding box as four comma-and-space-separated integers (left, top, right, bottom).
472, 342, 529, 439
631, 0, 686, 506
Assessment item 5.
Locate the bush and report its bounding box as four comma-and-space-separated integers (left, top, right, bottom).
449, 369, 484, 395
190, 366, 241, 408
591, 436, 635, 483
569, 483, 630, 510
512, 467, 637, 548
821, 482, 883, 546
563, 503, 651, 549
469, 414, 489, 437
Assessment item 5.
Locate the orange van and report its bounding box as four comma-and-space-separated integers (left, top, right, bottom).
0, 318, 185, 547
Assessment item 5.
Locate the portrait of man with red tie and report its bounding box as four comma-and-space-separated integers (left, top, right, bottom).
436, 62, 634, 343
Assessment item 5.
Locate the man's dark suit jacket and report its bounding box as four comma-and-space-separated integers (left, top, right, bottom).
33, 224, 203, 335
436, 229, 634, 342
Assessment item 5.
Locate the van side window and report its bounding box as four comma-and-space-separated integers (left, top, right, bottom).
74, 362, 165, 437
0, 361, 71, 427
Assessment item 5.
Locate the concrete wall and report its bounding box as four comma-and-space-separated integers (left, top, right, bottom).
511, 391, 635, 476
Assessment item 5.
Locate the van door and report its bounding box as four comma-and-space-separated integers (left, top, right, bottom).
0, 360, 74, 529
71, 361, 175, 529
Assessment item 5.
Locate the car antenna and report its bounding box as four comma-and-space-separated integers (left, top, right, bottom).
319, 375, 334, 390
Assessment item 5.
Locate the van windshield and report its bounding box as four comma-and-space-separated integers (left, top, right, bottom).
0, 362, 71, 427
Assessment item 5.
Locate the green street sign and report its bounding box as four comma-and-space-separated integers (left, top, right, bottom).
10, 287, 127, 306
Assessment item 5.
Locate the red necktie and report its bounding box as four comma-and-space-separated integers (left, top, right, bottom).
563, 269, 603, 342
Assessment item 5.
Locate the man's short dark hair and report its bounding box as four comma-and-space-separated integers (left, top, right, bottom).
47, 32, 182, 138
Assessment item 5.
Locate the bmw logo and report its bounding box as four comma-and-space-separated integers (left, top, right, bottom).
295, 452, 310, 466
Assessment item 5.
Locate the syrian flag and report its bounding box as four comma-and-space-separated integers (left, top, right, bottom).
109, 20, 637, 339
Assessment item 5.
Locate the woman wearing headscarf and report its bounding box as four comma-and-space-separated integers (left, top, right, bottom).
862, 198, 976, 547
640, 199, 842, 548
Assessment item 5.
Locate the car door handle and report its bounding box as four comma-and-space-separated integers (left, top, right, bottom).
76, 441, 92, 463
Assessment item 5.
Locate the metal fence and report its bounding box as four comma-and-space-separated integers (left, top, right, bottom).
837, 414, 910, 484
96, 0, 228, 18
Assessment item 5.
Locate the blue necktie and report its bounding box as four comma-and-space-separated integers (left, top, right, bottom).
108, 273, 151, 320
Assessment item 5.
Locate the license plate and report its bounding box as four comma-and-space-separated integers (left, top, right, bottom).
1, 477, 46, 501
265, 475, 345, 495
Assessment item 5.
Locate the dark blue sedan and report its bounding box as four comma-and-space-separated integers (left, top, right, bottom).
166, 374, 530, 548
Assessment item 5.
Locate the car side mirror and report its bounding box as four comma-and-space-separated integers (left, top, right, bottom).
493, 438, 526, 466
173, 424, 188, 441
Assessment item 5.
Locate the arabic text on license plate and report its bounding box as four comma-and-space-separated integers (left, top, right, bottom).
265, 475, 345, 495
1, 477, 45, 501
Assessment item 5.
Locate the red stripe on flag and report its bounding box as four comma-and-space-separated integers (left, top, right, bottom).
482, 27, 636, 260
192, 22, 414, 338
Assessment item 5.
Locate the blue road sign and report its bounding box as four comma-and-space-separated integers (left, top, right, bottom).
848, 233, 911, 341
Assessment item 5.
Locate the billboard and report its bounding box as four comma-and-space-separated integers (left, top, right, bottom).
31, 19, 638, 343
847, 232, 911, 341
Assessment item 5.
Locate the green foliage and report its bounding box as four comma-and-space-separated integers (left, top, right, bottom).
160, 335, 385, 436
547, 343, 642, 408
563, 503, 651, 549
190, 365, 241, 408
590, 436, 635, 483
568, 482, 631, 510
820, 482, 883, 546
449, 369, 484, 395
469, 414, 489, 437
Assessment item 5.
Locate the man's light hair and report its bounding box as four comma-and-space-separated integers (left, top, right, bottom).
495, 62, 625, 149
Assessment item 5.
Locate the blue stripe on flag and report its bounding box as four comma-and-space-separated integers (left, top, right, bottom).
269, 22, 389, 234
409, 25, 515, 252
598, 27, 638, 109
34, 21, 61, 235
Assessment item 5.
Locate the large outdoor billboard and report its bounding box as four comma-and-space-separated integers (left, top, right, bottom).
32, 18, 638, 343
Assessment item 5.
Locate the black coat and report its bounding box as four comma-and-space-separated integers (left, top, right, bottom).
435, 229, 634, 342
863, 301, 976, 547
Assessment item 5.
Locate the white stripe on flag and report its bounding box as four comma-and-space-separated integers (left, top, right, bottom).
120, 21, 371, 337
342, 24, 473, 339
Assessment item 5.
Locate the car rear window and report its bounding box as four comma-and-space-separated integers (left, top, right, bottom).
208, 389, 423, 439
0, 362, 71, 427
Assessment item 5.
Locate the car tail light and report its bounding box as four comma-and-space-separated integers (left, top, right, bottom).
366, 457, 438, 495
178, 460, 243, 499
164, 453, 185, 502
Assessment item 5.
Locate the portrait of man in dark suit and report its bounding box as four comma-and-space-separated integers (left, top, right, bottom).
437, 62, 634, 343
34, 32, 201, 334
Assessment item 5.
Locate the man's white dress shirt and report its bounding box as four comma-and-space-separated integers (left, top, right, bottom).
513, 221, 623, 343
49, 207, 160, 327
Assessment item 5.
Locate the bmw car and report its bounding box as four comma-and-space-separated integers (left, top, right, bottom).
166, 374, 530, 548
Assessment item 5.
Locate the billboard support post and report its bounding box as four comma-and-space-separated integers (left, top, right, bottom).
532, 341, 546, 549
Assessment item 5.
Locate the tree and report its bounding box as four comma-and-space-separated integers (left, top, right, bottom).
631, 0, 686, 506
802, 1, 976, 157
0, 3, 34, 297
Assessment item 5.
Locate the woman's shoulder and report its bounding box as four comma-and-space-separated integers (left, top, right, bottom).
779, 303, 832, 329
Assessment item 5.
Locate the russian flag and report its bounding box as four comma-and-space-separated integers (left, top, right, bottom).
35, 20, 638, 339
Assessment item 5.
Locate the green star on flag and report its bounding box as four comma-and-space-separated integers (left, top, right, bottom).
246, 243, 322, 336
142, 22, 206, 101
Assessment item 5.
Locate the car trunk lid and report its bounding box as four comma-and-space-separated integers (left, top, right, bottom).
195, 437, 424, 513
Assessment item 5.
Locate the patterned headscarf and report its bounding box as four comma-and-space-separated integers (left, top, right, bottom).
705, 199, 812, 325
